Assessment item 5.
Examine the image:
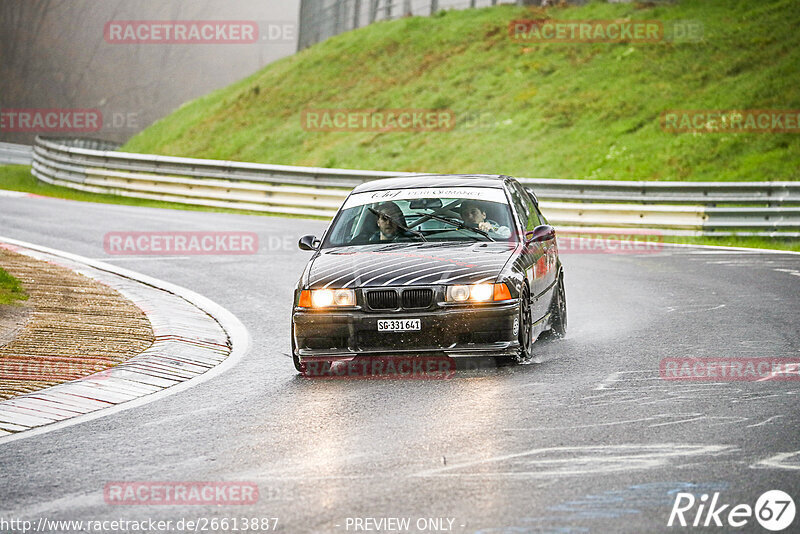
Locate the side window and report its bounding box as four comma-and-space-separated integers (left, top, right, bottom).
507, 183, 529, 229
510, 182, 540, 231
329, 208, 357, 244
533, 204, 548, 226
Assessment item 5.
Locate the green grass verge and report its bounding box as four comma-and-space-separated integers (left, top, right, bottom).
0, 267, 28, 305
123, 0, 800, 181
3, 165, 797, 252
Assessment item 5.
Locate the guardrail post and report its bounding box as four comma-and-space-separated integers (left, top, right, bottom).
353, 0, 362, 28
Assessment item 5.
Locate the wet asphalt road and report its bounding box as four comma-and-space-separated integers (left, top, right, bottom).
0, 195, 799, 534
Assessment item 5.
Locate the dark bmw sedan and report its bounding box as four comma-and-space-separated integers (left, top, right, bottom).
291, 174, 566, 373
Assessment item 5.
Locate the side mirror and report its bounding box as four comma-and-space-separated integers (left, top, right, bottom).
525, 225, 555, 244
298, 235, 319, 251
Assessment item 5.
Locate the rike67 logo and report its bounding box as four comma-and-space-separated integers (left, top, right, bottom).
668, 490, 795, 531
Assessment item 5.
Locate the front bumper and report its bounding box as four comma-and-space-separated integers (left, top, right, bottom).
293, 300, 520, 361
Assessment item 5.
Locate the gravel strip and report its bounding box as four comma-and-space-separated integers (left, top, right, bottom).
0, 247, 154, 401
0, 239, 235, 438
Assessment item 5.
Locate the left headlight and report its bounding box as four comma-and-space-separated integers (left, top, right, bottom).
298, 288, 356, 308
445, 283, 512, 302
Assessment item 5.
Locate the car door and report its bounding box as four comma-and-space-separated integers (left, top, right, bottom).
509, 181, 555, 322
529, 197, 558, 320
505, 181, 540, 321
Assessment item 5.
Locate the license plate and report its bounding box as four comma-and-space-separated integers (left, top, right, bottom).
377, 319, 421, 332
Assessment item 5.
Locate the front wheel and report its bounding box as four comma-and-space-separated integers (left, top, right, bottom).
515, 285, 533, 363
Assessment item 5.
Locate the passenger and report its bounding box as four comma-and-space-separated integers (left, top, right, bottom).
369, 201, 410, 242
459, 200, 512, 238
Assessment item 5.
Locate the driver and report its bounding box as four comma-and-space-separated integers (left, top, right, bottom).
459, 200, 512, 238
369, 201, 410, 242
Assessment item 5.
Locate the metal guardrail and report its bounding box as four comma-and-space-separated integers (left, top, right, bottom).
0, 142, 34, 165
29, 136, 800, 236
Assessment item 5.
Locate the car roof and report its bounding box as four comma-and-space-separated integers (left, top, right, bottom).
351, 174, 510, 193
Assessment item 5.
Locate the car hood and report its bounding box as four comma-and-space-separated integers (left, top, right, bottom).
306, 242, 517, 288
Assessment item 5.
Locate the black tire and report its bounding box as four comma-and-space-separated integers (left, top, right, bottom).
292, 354, 307, 374
549, 275, 567, 338
291, 328, 307, 374
515, 285, 533, 363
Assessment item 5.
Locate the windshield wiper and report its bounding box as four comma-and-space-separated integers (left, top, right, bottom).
368, 207, 427, 241
409, 211, 495, 242
408, 199, 462, 227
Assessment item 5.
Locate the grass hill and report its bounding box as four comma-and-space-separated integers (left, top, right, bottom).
122, 0, 800, 181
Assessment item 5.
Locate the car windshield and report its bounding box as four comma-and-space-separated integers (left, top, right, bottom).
322, 187, 518, 248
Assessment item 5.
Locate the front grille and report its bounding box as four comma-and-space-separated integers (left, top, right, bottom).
367, 289, 398, 310
402, 288, 433, 309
